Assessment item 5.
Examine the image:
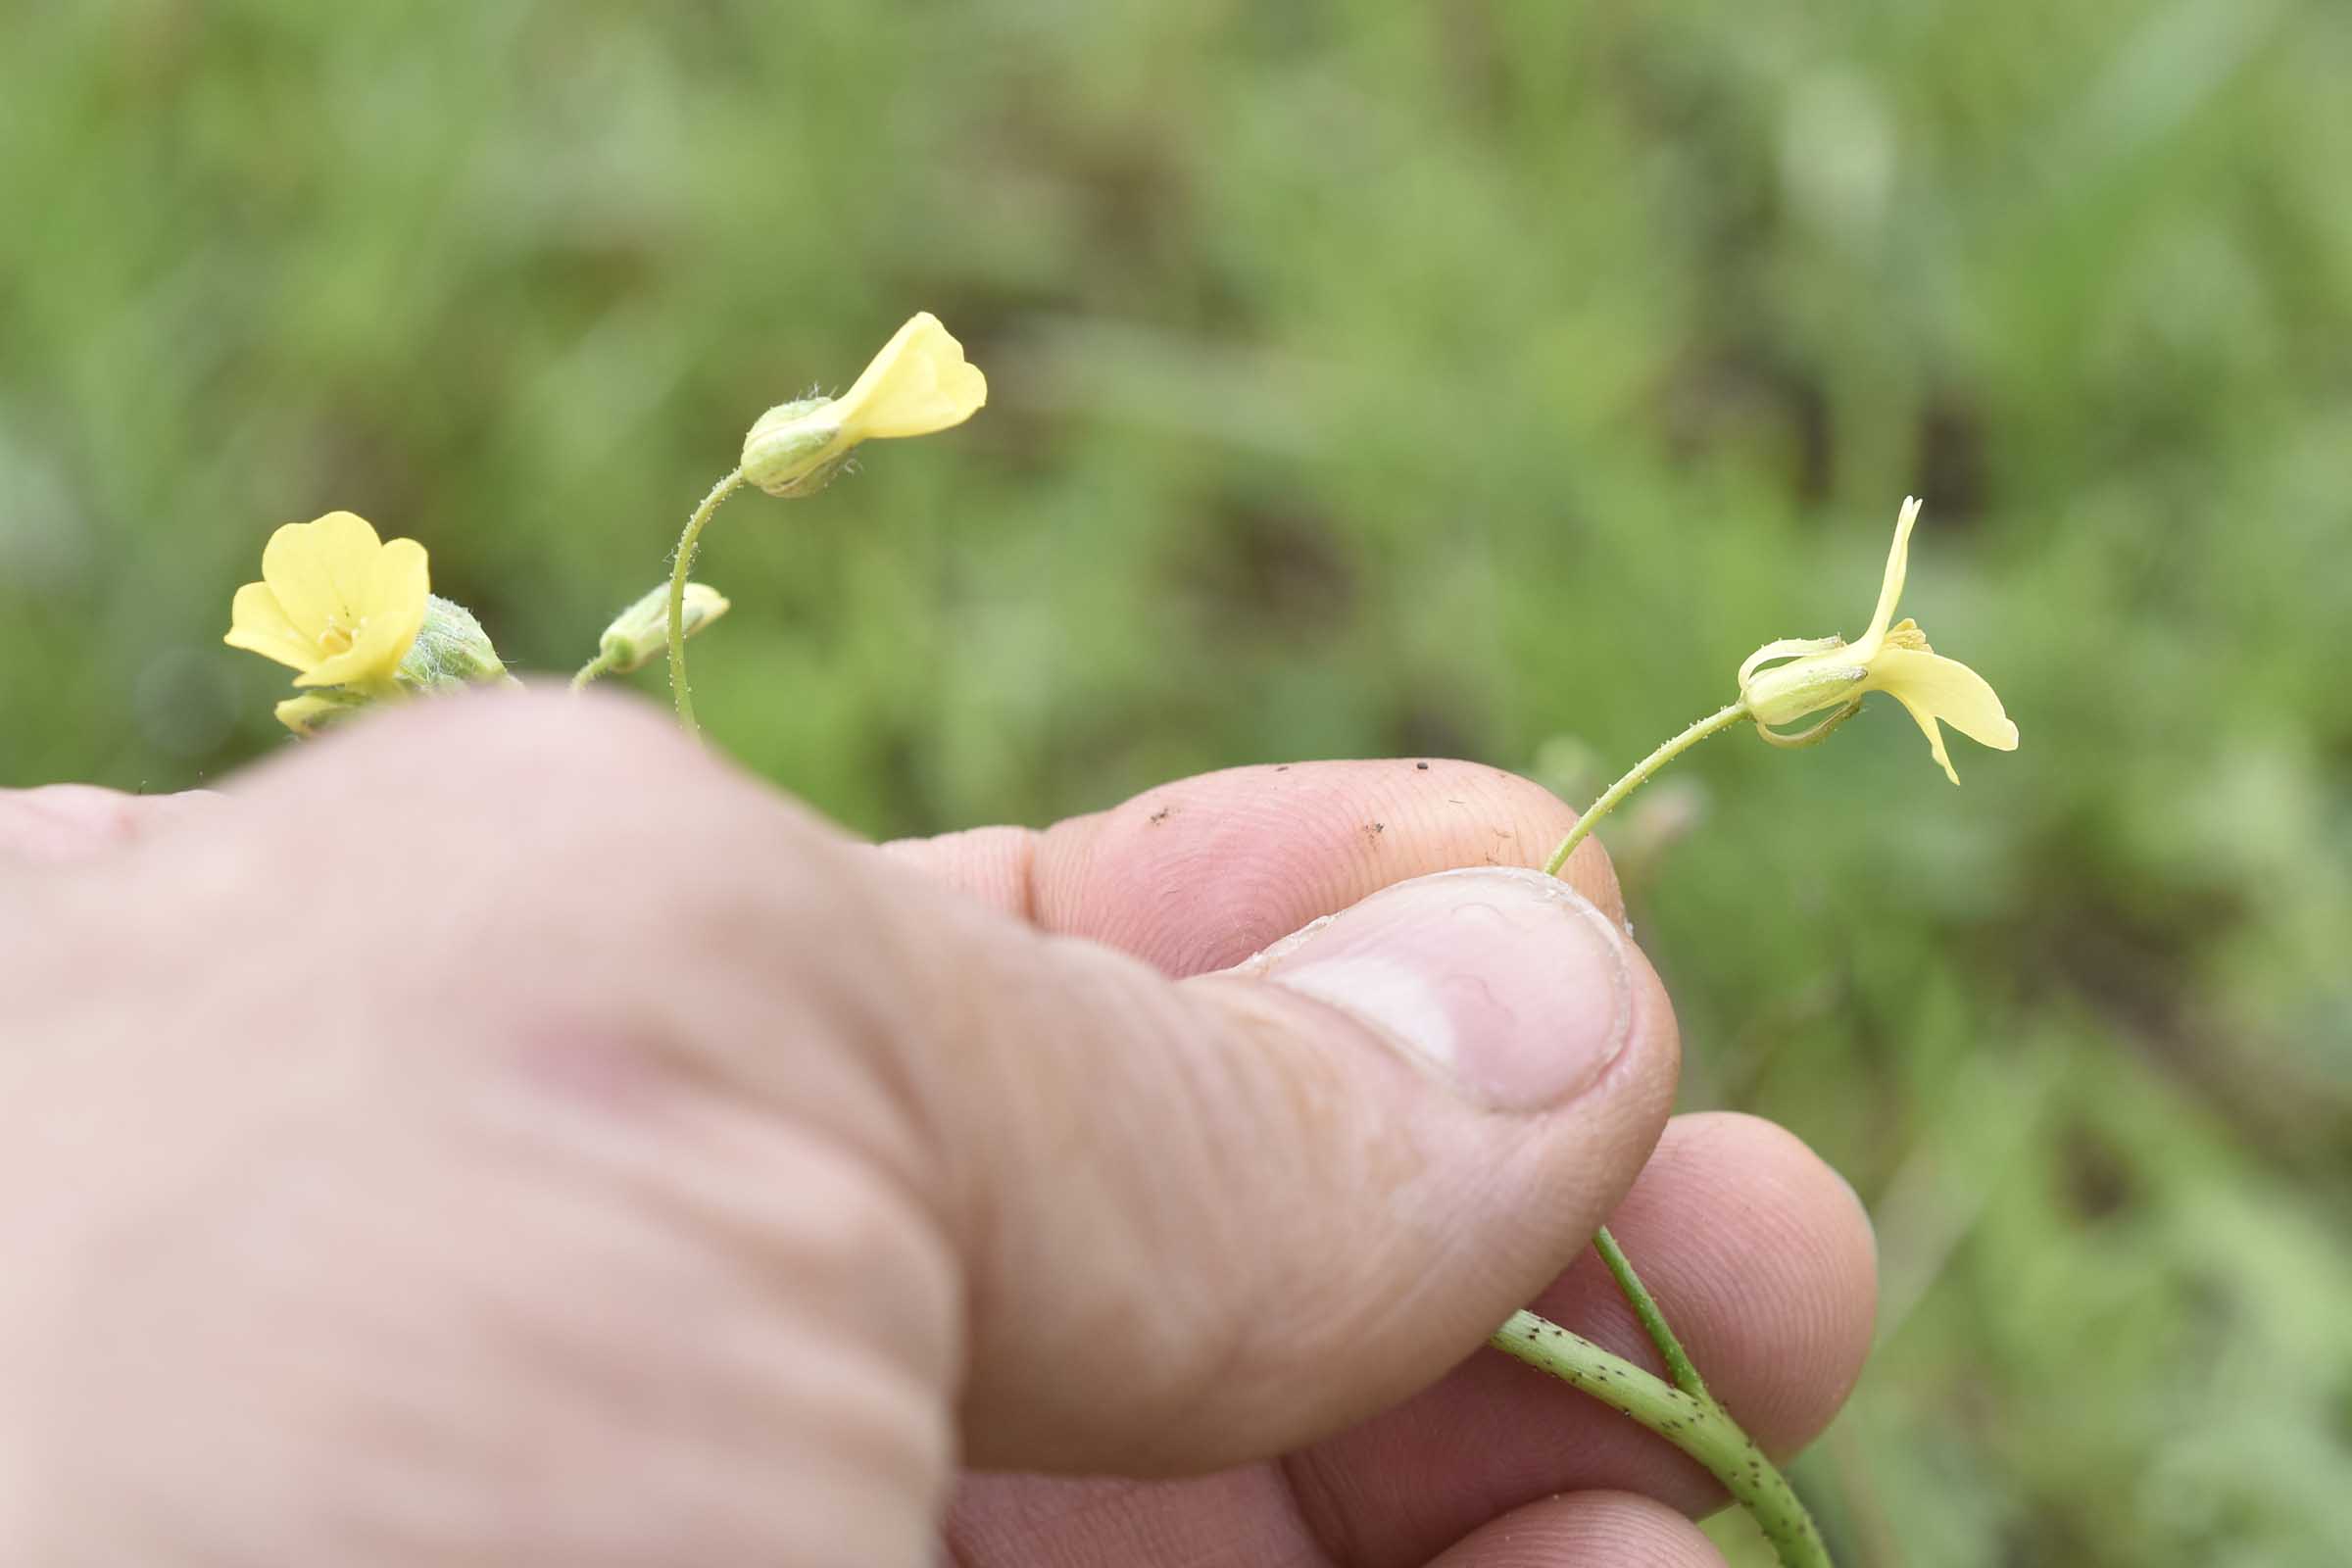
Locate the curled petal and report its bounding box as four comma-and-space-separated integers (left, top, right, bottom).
834, 313, 988, 441
1859, 496, 1922, 655
1886, 690, 1961, 784
274, 694, 351, 736
1868, 646, 2018, 752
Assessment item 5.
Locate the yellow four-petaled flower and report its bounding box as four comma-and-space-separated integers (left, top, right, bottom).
1738, 497, 2018, 783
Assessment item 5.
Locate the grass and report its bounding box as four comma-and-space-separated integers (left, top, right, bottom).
5, 2, 2349, 1561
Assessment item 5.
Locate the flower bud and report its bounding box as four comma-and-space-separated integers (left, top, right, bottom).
737, 316, 986, 498
396, 595, 509, 691
1740, 651, 1869, 728
741, 397, 852, 498
599, 582, 732, 674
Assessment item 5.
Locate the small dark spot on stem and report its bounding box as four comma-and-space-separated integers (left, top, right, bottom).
1415, 760, 1430, 770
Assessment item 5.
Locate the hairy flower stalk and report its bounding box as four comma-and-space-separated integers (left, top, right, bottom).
665, 313, 987, 734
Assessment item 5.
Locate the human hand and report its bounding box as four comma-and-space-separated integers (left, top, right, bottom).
0, 694, 1874, 1566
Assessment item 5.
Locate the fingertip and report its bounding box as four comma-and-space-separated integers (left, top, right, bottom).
950, 863, 1680, 1474
1426, 1491, 1725, 1567
1030, 758, 1619, 973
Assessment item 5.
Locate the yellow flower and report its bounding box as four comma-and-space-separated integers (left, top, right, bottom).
830, 312, 989, 442
1738, 497, 2018, 783
740, 313, 987, 497
223, 512, 430, 690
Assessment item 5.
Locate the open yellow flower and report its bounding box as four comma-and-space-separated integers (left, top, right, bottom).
1738, 497, 2018, 783
740, 313, 987, 496
223, 512, 430, 690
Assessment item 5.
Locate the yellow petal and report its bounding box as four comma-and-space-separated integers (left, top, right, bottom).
223, 582, 320, 672
295, 537, 429, 688
1868, 646, 2019, 751
1858, 496, 1922, 654
833, 313, 988, 441
261, 512, 383, 639
273, 694, 345, 736
1886, 689, 1962, 784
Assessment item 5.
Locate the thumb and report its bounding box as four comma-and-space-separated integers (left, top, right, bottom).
886, 862, 1680, 1473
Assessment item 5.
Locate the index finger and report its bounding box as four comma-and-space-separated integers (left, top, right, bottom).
880, 759, 1618, 975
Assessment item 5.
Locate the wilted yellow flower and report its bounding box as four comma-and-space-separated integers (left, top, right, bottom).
740, 313, 987, 497
224, 513, 430, 690
1738, 497, 2018, 783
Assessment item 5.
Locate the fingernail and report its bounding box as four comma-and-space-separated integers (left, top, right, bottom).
1241, 867, 1636, 1111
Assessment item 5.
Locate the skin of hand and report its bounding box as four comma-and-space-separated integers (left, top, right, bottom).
0, 694, 1875, 1568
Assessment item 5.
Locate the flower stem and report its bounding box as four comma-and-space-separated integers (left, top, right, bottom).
1543, 701, 1750, 878
569, 650, 620, 692
1592, 1225, 1710, 1399
1542, 701, 1746, 1389
1522, 694, 1835, 1562
1491, 1310, 1830, 1568
666, 466, 746, 736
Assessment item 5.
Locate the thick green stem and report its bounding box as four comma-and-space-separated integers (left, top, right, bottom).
1544, 701, 1750, 878
666, 466, 745, 735
1492, 1310, 1830, 1568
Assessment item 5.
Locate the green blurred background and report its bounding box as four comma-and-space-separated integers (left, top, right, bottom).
5, 1, 2349, 1561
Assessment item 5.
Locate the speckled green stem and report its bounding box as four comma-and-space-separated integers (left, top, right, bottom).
1491, 1310, 1829, 1567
